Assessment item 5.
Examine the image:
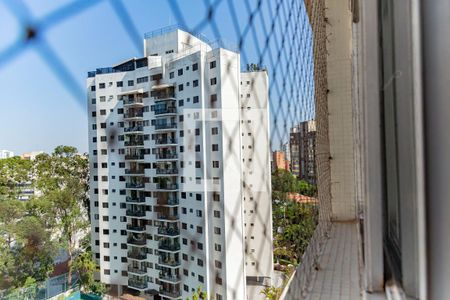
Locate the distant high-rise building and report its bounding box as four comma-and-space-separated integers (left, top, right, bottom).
87, 26, 273, 299
290, 120, 317, 184
272, 150, 289, 171
0, 150, 14, 159
282, 142, 290, 163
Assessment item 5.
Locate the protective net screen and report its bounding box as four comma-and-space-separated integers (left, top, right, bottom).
0, 0, 331, 299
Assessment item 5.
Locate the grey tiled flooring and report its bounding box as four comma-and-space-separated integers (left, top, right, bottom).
307, 222, 361, 300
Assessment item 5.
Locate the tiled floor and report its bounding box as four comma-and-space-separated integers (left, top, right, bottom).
307, 222, 361, 300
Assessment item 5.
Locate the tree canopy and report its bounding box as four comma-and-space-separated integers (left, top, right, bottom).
0, 146, 90, 291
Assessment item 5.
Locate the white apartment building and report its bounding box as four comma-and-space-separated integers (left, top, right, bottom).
87, 25, 273, 300
0, 150, 14, 159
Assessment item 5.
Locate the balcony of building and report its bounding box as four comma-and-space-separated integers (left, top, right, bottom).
155, 192, 179, 206
157, 224, 180, 237
127, 248, 147, 261
153, 101, 177, 117
156, 206, 179, 222
125, 205, 146, 218
157, 238, 180, 252
127, 263, 147, 276
158, 268, 181, 284
154, 147, 177, 161
121, 94, 146, 107
126, 218, 146, 232
124, 125, 144, 135
154, 178, 178, 191
127, 231, 147, 245
125, 177, 147, 190
155, 162, 178, 176
150, 86, 175, 100
125, 149, 146, 161
154, 120, 177, 131
154, 135, 177, 147
123, 108, 144, 120
128, 278, 149, 291
158, 252, 181, 268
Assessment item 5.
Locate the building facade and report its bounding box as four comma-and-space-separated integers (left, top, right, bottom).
0, 150, 14, 159
87, 26, 272, 300
272, 150, 289, 171
290, 120, 317, 184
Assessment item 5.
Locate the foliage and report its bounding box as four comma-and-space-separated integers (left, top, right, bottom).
260, 286, 282, 300
272, 169, 318, 266
186, 286, 210, 300
0, 146, 89, 290
272, 169, 316, 197
72, 249, 105, 296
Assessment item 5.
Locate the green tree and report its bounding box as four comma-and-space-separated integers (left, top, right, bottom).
72, 250, 105, 295
33, 146, 89, 285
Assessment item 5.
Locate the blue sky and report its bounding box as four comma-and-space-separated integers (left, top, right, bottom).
0, 0, 313, 155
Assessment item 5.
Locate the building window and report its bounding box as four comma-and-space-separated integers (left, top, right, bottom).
214, 227, 221, 235
214, 243, 222, 252
170, 72, 174, 79
128, 80, 134, 86
215, 260, 222, 268
193, 80, 199, 87
178, 99, 184, 106
212, 144, 219, 151
99, 83, 105, 89
214, 210, 221, 218
178, 84, 184, 91
104, 269, 110, 275
210, 78, 217, 85
211, 94, 217, 102
212, 127, 218, 135
192, 63, 198, 71
91, 86, 96, 91
104, 256, 110, 262
178, 69, 183, 76
137, 76, 148, 83
210, 61, 216, 69
116, 81, 123, 87
193, 96, 199, 103
212, 161, 219, 168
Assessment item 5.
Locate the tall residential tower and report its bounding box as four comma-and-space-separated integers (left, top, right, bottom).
87, 26, 273, 300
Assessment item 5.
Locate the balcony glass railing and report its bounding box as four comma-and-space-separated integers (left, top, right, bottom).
126, 196, 146, 203
125, 169, 145, 175
156, 183, 178, 190
127, 251, 147, 260
155, 153, 178, 160
159, 289, 181, 298
156, 168, 178, 175
158, 227, 180, 236
124, 112, 144, 119
127, 266, 147, 275
125, 154, 145, 160
154, 123, 177, 130
126, 183, 145, 189
127, 237, 146, 246
124, 98, 144, 106
124, 126, 144, 133
159, 242, 180, 252
126, 210, 146, 217
128, 280, 148, 290
126, 224, 145, 231
155, 138, 177, 145
154, 107, 177, 115
159, 273, 180, 283
158, 257, 181, 267
157, 213, 179, 221
124, 140, 144, 147
157, 198, 179, 206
